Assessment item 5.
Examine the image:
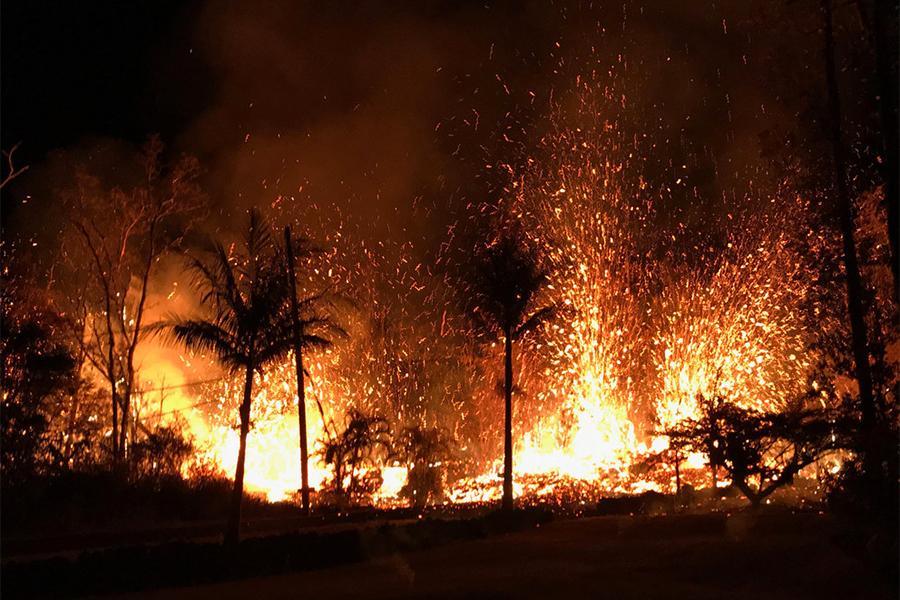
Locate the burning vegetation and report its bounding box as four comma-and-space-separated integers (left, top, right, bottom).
1, 1, 897, 555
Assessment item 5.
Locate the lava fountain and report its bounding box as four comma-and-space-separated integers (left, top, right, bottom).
169, 81, 822, 506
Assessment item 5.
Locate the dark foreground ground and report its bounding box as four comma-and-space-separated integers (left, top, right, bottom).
125, 513, 896, 600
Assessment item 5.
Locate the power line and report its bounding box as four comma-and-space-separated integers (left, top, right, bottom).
156, 397, 225, 418
134, 377, 226, 395
141, 375, 333, 431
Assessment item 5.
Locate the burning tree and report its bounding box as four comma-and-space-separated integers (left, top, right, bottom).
166, 209, 293, 544
464, 229, 558, 511
664, 395, 840, 508
59, 136, 204, 464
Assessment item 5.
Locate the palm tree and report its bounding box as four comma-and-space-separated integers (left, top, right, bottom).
466, 230, 557, 511
282, 225, 345, 515
167, 210, 291, 545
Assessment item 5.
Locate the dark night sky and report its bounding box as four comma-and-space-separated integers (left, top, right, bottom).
2, 1, 521, 167
1, 1, 209, 158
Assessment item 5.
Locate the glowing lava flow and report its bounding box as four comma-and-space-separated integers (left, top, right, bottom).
185, 361, 330, 502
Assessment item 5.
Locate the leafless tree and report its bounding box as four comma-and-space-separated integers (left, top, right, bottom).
0, 142, 29, 191
59, 136, 204, 463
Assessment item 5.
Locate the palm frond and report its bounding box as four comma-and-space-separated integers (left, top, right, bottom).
302, 316, 348, 340
169, 319, 246, 372
514, 305, 557, 340
301, 334, 335, 351
466, 229, 555, 335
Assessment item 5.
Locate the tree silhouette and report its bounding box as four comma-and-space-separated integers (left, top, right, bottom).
820, 0, 877, 444
166, 209, 291, 544
665, 395, 840, 508
397, 424, 452, 508
319, 408, 392, 506
0, 300, 77, 483
61, 136, 204, 463
465, 230, 557, 511
282, 225, 345, 515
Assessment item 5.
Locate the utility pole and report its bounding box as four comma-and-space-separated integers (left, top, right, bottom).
285, 226, 311, 515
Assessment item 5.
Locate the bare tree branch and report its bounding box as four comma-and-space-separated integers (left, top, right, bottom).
0, 142, 29, 190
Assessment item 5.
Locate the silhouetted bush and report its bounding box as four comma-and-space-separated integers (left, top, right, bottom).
595, 491, 674, 516
0, 301, 79, 484
0, 467, 266, 538
129, 424, 194, 481
397, 425, 453, 507
664, 394, 840, 507
319, 409, 392, 505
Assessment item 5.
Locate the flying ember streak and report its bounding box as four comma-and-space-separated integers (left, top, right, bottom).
651, 220, 814, 430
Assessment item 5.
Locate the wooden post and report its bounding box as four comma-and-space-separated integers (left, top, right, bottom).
285, 226, 311, 515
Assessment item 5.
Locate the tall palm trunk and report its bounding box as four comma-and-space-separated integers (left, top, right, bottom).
674, 449, 681, 496
225, 363, 254, 545
348, 449, 359, 503
284, 227, 310, 515
64, 393, 80, 464
822, 0, 877, 432
502, 328, 514, 511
